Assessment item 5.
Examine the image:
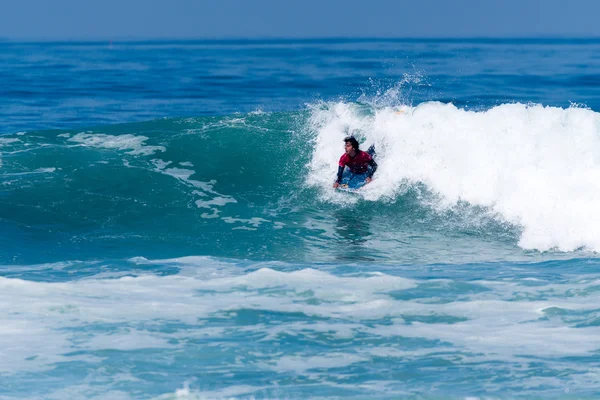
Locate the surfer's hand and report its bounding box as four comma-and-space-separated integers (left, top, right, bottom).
365, 177, 372, 184
333, 182, 339, 188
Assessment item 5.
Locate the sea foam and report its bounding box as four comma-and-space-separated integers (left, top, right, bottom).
308, 101, 600, 252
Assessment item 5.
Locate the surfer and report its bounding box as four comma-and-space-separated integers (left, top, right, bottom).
333, 136, 378, 189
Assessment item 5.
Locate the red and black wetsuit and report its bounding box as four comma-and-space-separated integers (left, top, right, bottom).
336, 150, 378, 183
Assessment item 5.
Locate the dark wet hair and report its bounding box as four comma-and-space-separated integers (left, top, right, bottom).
344, 136, 359, 150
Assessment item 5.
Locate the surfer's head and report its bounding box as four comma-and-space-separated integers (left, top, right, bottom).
344, 136, 359, 153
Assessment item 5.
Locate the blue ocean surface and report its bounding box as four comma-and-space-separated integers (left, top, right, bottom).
2, 39, 600, 399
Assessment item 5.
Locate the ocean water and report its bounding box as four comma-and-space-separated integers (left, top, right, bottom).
2, 39, 600, 399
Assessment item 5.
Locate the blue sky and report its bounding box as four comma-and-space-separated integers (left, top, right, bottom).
2, 0, 599, 39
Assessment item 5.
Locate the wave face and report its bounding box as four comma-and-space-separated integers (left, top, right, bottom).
1, 102, 599, 266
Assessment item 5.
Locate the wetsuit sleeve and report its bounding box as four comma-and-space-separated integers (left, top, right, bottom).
367, 158, 378, 178
336, 155, 347, 183
336, 166, 344, 183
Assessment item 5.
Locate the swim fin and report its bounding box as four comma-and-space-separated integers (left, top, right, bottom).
367, 144, 376, 159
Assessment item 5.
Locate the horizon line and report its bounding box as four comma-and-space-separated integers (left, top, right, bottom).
3, 35, 600, 44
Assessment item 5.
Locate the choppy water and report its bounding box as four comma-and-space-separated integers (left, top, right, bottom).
2, 39, 600, 399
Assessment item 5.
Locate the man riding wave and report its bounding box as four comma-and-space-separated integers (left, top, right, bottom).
333, 136, 378, 189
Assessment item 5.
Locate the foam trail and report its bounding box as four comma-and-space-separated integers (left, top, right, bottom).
308, 101, 600, 252
3, 263, 600, 398
68, 132, 166, 155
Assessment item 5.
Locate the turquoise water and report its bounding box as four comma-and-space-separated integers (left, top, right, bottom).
2, 39, 600, 399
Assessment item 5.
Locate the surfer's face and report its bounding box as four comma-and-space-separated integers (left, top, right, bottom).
344, 142, 354, 155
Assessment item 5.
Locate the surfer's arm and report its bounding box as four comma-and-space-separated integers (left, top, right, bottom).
334, 155, 347, 188
367, 158, 378, 178
335, 166, 344, 183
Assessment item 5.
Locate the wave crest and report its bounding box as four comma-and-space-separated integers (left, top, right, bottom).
308, 101, 600, 252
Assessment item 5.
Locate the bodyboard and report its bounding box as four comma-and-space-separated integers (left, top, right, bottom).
335, 144, 376, 192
